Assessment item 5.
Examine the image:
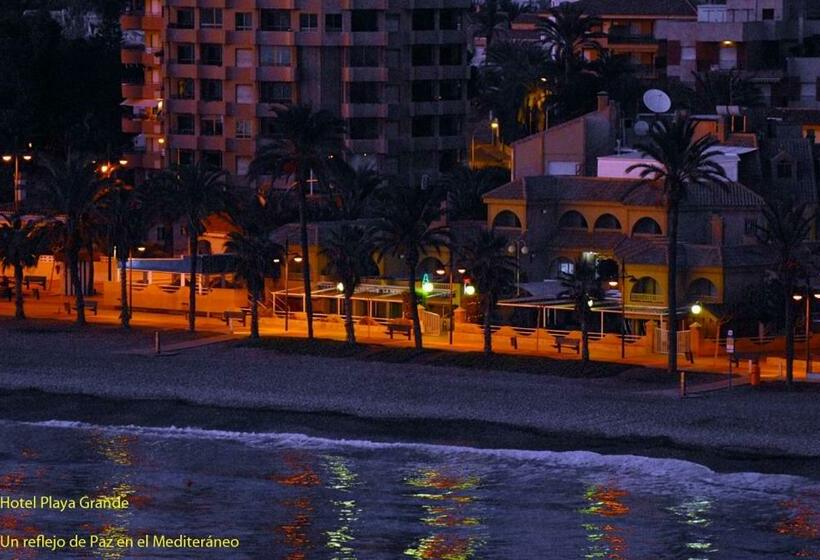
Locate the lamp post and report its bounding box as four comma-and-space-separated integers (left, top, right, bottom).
128, 246, 146, 320
436, 262, 467, 346
507, 239, 529, 296
792, 289, 820, 377
2, 145, 34, 212
609, 263, 637, 359
274, 239, 303, 333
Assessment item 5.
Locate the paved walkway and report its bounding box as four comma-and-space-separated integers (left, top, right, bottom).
0, 291, 805, 383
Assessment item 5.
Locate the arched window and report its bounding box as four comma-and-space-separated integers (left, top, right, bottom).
492, 210, 522, 229
632, 276, 660, 296
558, 210, 588, 230
687, 278, 718, 301
632, 217, 662, 235
550, 257, 575, 278
593, 213, 622, 231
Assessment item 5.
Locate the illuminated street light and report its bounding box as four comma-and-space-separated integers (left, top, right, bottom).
463, 284, 476, 297
608, 280, 619, 288
293, 256, 303, 263
336, 282, 344, 292
1, 155, 11, 163
793, 294, 804, 302
691, 303, 703, 315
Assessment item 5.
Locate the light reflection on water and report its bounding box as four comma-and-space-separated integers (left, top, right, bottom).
0, 420, 816, 559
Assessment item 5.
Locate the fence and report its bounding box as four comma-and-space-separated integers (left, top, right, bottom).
654, 328, 691, 355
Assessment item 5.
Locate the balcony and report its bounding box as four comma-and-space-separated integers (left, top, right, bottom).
122, 117, 162, 135
607, 33, 657, 45
341, 103, 389, 119
630, 293, 664, 304
342, 67, 389, 82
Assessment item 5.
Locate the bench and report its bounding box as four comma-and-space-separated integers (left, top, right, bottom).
386, 323, 412, 340
553, 335, 581, 354
729, 351, 761, 367
63, 300, 98, 315
24, 275, 47, 290
221, 310, 247, 327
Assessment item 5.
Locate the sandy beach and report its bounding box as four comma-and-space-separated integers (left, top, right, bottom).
1, 319, 818, 475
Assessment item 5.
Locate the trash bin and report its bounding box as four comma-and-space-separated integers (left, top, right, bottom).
750, 360, 761, 387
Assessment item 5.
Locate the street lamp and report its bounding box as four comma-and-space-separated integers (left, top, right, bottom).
793, 288, 820, 377
275, 239, 303, 332
609, 263, 638, 359
128, 246, 146, 321
435, 262, 467, 346
507, 240, 529, 295
690, 303, 703, 316
2, 145, 35, 211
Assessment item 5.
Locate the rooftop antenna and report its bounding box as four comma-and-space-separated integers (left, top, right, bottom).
643, 89, 672, 114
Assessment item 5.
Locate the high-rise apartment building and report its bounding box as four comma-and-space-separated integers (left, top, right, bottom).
120, 0, 471, 185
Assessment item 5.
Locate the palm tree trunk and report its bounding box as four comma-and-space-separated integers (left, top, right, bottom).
188, 234, 197, 332
407, 261, 423, 349
86, 240, 95, 295
250, 287, 259, 340
298, 172, 314, 340
119, 249, 129, 329
344, 294, 356, 345
68, 248, 86, 326
13, 263, 24, 320
667, 205, 679, 375
581, 308, 590, 362
483, 296, 493, 355
785, 283, 795, 386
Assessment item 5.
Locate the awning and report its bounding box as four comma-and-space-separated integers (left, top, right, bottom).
120, 98, 160, 108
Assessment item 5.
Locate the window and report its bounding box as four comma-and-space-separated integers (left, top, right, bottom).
236, 156, 252, 176
349, 46, 379, 67
632, 217, 662, 235
349, 82, 381, 103
235, 120, 252, 139
261, 9, 291, 31
493, 210, 522, 229
744, 218, 758, 235
558, 211, 589, 229
762, 8, 775, 20
349, 118, 379, 139
412, 45, 435, 66
299, 13, 318, 31
175, 8, 194, 29
200, 8, 222, 28
174, 113, 195, 135
201, 150, 222, 169
235, 12, 252, 31
632, 277, 660, 295
260, 82, 292, 103
412, 81, 435, 102
176, 43, 195, 64
200, 44, 222, 66
201, 116, 223, 136
260, 45, 291, 66
776, 160, 794, 179
412, 10, 435, 31
173, 78, 194, 99
412, 116, 435, 137
200, 79, 223, 101
439, 80, 462, 100
235, 48, 253, 67
325, 13, 342, 32
176, 149, 195, 166
440, 9, 460, 30
593, 214, 622, 230
351, 10, 378, 32
440, 44, 462, 65
386, 13, 400, 32
235, 84, 254, 103
439, 115, 462, 136
155, 226, 168, 242
557, 259, 574, 277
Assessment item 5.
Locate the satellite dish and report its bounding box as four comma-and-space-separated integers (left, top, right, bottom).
643, 89, 672, 113
634, 120, 651, 136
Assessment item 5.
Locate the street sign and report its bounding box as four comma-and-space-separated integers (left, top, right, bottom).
726, 329, 735, 354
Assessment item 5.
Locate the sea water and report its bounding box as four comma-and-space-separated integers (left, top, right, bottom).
0, 419, 816, 559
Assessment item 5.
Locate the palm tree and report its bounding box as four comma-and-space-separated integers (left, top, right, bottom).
372, 183, 449, 349
321, 225, 377, 345
0, 214, 48, 320
225, 192, 290, 340
536, 3, 603, 82
628, 117, 727, 375
693, 69, 764, 112
96, 181, 151, 328
327, 158, 383, 220
151, 161, 231, 332
249, 104, 346, 340
441, 165, 510, 221
559, 257, 604, 363
470, 0, 532, 48
459, 229, 516, 355
35, 154, 102, 326
756, 197, 814, 387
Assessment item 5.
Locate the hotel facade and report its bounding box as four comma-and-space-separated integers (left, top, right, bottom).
120, 0, 472, 184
